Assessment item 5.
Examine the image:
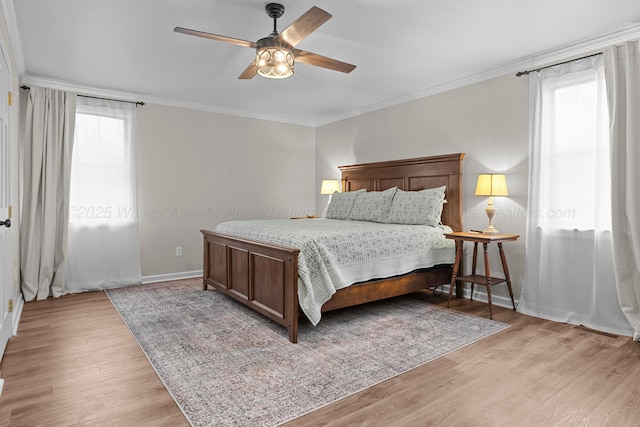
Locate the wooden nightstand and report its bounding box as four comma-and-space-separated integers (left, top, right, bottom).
444, 231, 518, 319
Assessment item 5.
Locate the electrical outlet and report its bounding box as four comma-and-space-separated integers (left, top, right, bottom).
176, 246, 182, 257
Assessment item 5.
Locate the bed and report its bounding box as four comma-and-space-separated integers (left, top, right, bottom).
201, 153, 465, 342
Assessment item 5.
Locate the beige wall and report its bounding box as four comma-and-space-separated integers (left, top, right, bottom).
136, 104, 316, 279
316, 74, 529, 302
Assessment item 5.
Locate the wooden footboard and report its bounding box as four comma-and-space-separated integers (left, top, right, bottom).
202, 230, 301, 343
203, 228, 457, 343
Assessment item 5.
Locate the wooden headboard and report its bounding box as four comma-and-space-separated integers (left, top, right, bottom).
338, 153, 465, 231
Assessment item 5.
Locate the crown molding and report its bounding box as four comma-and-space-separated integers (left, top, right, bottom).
514, 21, 640, 72
21, 76, 144, 103
20, 75, 314, 127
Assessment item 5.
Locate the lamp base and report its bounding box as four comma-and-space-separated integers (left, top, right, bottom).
483, 198, 499, 234
482, 224, 500, 235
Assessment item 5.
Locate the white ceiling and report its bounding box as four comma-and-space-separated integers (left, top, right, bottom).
9, 0, 640, 126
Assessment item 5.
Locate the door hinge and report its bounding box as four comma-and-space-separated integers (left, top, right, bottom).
8, 299, 12, 313
7, 91, 11, 106
8, 205, 11, 219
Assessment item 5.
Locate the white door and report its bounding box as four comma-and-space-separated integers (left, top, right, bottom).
0, 42, 12, 360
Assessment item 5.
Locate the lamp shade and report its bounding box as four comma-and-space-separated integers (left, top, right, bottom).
475, 174, 508, 197
320, 179, 341, 194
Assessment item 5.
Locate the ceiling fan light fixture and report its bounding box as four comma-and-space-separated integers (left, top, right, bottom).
174, 4, 355, 80
256, 37, 294, 79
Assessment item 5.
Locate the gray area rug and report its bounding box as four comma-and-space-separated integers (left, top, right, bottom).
106, 279, 509, 426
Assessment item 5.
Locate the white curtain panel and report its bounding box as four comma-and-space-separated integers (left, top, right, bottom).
66, 97, 141, 292
20, 87, 77, 300
519, 55, 633, 336
605, 41, 640, 341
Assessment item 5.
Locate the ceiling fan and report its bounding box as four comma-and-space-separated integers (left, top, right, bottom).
174, 3, 356, 79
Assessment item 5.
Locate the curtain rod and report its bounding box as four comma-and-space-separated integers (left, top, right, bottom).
20, 85, 145, 106
515, 52, 602, 77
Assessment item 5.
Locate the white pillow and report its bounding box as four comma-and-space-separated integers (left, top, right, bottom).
325, 189, 365, 220
349, 187, 397, 223
386, 186, 446, 226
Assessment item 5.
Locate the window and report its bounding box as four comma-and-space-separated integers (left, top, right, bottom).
70, 102, 136, 226
536, 64, 611, 230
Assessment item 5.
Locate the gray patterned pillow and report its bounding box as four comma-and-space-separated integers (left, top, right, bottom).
325, 189, 365, 220
387, 186, 446, 226
349, 187, 397, 223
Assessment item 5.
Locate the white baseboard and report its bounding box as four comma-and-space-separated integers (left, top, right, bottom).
142, 270, 203, 284
441, 284, 519, 309
12, 294, 23, 336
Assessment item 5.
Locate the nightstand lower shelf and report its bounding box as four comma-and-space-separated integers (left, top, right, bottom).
456, 274, 507, 286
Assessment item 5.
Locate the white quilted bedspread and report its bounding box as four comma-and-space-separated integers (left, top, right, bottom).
214, 218, 455, 325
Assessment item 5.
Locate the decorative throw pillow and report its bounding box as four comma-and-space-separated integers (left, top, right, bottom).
349, 187, 397, 223
386, 186, 446, 226
325, 189, 365, 220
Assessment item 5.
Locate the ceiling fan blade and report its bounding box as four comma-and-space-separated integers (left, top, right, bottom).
276, 6, 331, 47
174, 27, 256, 49
238, 61, 257, 79
293, 49, 356, 74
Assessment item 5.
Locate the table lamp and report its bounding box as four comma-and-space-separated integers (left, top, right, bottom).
475, 174, 508, 234
320, 179, 341, 196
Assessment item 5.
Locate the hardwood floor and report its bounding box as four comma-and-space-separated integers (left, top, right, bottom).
0, 291, 187, 427
1, 283, 638, 426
